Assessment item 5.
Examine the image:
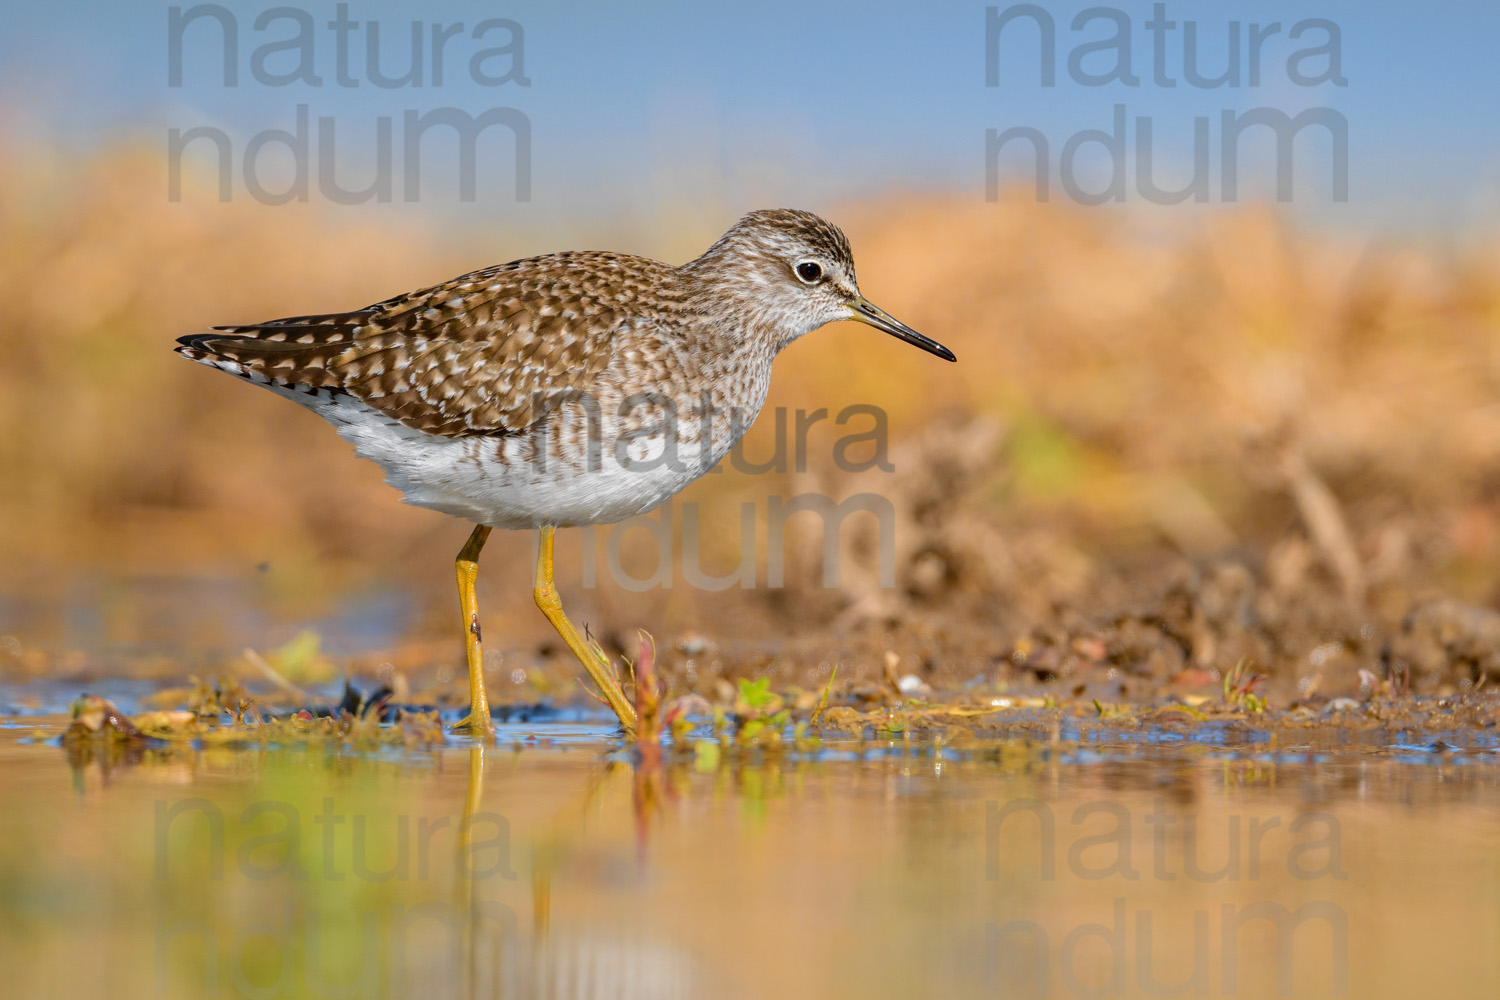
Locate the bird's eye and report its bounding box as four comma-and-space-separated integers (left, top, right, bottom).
795, 261, 823, 284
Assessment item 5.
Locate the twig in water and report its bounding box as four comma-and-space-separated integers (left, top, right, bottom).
241, 647, 311, 704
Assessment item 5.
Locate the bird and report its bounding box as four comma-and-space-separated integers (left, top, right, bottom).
176, 209, 956, 736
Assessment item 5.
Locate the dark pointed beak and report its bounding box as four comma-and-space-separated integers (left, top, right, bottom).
848, 297, 956, 362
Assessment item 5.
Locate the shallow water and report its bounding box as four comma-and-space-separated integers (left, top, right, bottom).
1, 709, 1497, 999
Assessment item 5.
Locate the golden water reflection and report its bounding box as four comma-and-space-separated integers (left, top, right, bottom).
2, 723, 1498, 999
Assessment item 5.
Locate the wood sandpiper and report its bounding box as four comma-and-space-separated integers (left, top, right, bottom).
176, 209, 956, 735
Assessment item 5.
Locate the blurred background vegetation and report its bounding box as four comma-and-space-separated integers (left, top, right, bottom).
3, 143, 1499, 696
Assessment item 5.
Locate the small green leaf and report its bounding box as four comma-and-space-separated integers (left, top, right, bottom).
739, 676, 773, 709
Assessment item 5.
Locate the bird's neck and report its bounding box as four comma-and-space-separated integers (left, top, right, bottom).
676, 260, 804, 362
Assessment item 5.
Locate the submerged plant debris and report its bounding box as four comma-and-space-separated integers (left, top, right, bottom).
50, 646, 1500, 764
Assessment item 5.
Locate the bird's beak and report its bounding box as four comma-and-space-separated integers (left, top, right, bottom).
847, 297, 956, 362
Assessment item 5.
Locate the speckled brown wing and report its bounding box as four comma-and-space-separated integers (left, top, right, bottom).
176, 251, 672, 437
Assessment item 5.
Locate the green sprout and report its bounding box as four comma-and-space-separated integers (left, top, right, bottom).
738, 676, 774, 710
1223, 659, 1267, 714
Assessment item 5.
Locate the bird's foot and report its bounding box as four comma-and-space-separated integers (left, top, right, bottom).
449, 711, 495, 737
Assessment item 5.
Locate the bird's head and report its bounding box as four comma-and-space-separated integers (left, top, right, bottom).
684, 208, 956, 362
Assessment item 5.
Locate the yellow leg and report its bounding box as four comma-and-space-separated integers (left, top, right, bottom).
451, 524, 495, 735
533, 525, 638, 733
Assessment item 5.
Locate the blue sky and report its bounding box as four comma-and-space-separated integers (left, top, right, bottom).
3, 1, 1497, 236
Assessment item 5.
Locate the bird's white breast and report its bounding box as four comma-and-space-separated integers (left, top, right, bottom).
264, 370, 769, 530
